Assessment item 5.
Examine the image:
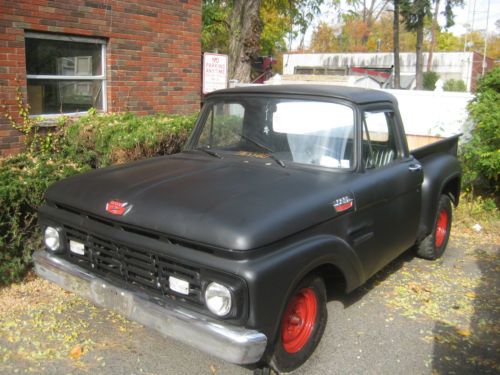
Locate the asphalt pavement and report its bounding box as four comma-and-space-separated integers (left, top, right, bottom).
0, 231, 498, 375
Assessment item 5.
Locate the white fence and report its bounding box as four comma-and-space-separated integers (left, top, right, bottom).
233, 79, 474, 147
383, 89, 473, 138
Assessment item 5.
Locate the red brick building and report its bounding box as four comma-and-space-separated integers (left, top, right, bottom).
0, 0, 202, 156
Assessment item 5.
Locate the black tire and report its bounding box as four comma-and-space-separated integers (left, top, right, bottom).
416, 194, 452, 260
269, 275, 327, 373
253, 367, 277, 375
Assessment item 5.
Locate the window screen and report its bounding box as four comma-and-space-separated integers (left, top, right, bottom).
25, 33, 106, 115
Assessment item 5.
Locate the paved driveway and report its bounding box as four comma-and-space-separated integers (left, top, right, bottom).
1, 228, 498, 375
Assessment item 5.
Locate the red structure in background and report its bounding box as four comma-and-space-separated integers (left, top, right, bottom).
251, 56, 277, 83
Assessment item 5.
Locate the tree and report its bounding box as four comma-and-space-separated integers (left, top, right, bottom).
428, 0, 463, 70
202, 0, 325, 82
393, 0, 401, 88
462, 67, 500, 193
436, 31, 461, 51
401, 0, 432, 89
339, 17, 371, 51
260, 2, 290, 55
401, 0, 462, 89
228, 0, 262, 82
202, 0, 230, 53
310, 22, 338, 52
345, 0, 391, 45
426, 0, 440, 71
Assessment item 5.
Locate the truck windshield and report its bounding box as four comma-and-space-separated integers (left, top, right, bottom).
192, 97, 355, 169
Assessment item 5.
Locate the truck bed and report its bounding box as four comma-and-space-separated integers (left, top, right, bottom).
411, 134, 461, 160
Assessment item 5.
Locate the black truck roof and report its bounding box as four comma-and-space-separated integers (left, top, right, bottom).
207, 84, 398, 105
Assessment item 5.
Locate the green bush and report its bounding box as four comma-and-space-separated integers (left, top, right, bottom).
0, 111, 197, 284
461, 68, 500, 195
0, 154, 89, 284
63, 112, 197, 168
423, 71, 440, 91
443, 79, 467, 92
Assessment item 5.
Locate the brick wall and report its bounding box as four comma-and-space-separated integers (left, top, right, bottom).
0, 0, 201, 157
470, 52, 494, 92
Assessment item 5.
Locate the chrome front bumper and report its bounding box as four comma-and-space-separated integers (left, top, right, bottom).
33, 250, 267, 365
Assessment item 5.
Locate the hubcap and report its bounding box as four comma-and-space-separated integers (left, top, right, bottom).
435, 209, 448, 248
281, 288, 317, 353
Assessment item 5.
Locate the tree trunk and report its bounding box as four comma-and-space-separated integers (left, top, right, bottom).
393, 0, 400, 89
426, 0, 440, 71
415, 23, 424, 89
228, 0, 262, 83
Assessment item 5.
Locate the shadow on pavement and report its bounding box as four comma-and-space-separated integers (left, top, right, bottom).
432, 246, 499, 374
327, 248, 416, 307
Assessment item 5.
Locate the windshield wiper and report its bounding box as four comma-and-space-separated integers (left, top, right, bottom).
240, 134, 285, 168
269, 154, 286, 168
240, 134, 273, 153
197, 147, 222, 159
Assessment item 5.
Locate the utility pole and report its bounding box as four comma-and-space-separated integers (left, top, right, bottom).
482, 0, 491, 75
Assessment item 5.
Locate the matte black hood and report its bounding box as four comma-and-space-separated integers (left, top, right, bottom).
45, 153, 351, 250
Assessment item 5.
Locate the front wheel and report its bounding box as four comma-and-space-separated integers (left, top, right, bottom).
416, 194, 453, 260
269, 275, 327, 373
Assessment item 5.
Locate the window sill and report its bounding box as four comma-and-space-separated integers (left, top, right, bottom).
30, 112, 102, 127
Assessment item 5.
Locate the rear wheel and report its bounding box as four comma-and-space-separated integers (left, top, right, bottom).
416, 194, 452, 260
269, 275, 327, 373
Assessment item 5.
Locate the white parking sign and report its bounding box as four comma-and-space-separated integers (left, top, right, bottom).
203, 53, 228, 94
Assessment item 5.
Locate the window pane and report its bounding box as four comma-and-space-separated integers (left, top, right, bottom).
26, 38, 102, 76
273, 101, 354, 168
198, 103, 245, 148
362, 111, 397, 168
27, 79, 103, 115
192, 98, 354, 169
364, 112, 389, 142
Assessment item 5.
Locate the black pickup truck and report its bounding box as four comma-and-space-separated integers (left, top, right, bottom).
34, 85, 461, 373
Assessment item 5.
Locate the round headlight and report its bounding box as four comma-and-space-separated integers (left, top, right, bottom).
204, 282, 232, 317
44, 226, 61, 252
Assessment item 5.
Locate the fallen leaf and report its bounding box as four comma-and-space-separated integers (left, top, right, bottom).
465, 292, 476, 299
69, 345, 83, 360
455, 328, 472, 337
209, 364, 217, 374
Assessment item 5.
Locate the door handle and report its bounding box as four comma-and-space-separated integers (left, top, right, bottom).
409, 164, 422, 172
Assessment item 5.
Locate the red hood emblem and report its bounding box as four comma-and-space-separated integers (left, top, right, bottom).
105, 200, 132, 216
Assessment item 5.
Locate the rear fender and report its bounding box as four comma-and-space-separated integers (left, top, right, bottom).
418, 153, 461, 240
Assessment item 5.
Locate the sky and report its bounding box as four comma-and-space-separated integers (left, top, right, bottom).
448, 0, 499, 35
293, 0, 499, 49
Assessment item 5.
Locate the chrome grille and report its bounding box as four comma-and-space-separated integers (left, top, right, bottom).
63, 226, 203, 305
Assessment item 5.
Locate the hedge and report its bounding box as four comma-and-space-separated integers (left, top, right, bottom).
0, 112, 197, 284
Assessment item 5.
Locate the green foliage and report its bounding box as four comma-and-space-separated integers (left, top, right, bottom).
1, 86, 60, 155
400, 0, 432, 31
0, 154, 89, 284
423, 71, 440, 90
0, 110, 197, 284
444, 79, 467, 92
201, 0, 326, 55
436, 31, 462, 51
63, 112, 197, 168
202, 0, 230, 52
461, 67, 500, 195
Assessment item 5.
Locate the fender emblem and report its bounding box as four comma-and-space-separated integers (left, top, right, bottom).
105, 200, 132, 216
333, 196, 354, 213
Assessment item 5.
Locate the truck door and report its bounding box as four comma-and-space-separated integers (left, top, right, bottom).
350, 105, 423, 277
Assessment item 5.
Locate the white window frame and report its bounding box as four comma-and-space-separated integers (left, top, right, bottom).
25, 32, 107, 117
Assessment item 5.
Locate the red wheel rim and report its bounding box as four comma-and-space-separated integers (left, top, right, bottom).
281, 288, 317, 354
435, 209, 448, 247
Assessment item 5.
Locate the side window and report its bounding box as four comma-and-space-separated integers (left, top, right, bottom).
362, 110, 398, 168
198, 103, 244, 148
